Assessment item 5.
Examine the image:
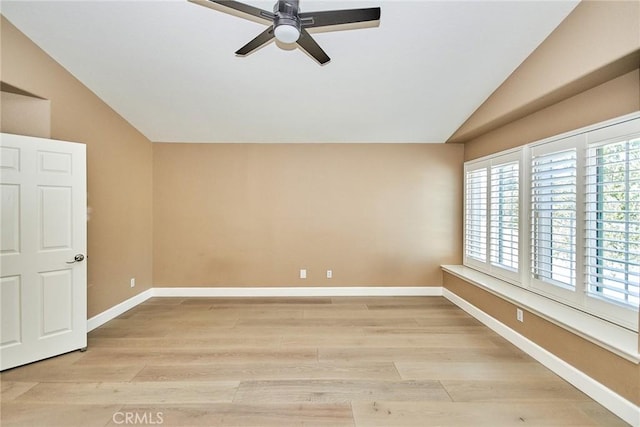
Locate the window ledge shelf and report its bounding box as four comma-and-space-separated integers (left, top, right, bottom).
442, 265, 639, 364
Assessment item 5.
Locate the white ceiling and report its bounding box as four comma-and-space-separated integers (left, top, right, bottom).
1, 0, 579, 143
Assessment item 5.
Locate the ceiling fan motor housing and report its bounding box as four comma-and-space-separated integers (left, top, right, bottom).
274, 0, 301, 33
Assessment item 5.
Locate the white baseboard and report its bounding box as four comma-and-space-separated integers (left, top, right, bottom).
87, 288, 153, 331
152, 286, 442, 297
442, 288, 639, 427
87, 287, 441, 331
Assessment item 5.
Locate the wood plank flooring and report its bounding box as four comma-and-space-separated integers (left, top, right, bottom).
0, 296, 628, 426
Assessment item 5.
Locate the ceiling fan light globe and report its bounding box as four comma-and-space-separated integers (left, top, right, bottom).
274, 24, 300, 44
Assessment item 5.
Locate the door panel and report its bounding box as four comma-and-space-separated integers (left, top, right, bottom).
38, 150, 72, 175
0, 146, 20, 170
1, 275, 22, 346
0, 133, 86, 370
39, 186, 73, 250
40, 269, 73, 336
1, 184, 21, 254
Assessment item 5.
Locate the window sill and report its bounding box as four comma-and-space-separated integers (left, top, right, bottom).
442, 265, 639, 364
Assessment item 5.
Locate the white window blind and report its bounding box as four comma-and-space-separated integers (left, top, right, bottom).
465, 168, 487, 263
585, 137, 640, 307
531, 149, 577, 289
490, 162, 519, 271
463, 113, 640, 330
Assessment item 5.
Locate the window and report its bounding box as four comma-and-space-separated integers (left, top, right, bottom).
462, 113, 640, 330
465, 168, 487, 263
585, 137, 640, 307
490, 161, 519, 271
464, 153, 520, 282
530, 148, 577, 289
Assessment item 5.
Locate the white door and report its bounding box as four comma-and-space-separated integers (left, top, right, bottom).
1, 133, 87, 371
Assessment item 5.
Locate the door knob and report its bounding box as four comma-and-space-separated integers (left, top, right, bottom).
66, 254, 85, 264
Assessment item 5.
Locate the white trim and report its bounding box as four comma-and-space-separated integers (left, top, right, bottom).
442, 265, 638, 363
152, 286, 442, 297
87, 288, 153, 331
464, 112, 640, 166
86, 287, 441, 331
442, 288, 640, 427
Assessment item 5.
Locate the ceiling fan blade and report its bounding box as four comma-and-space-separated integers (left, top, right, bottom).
299, 7, 381, 28
188, 0, 274, 22
235, 25, 275, 56
297, 29, 330, 65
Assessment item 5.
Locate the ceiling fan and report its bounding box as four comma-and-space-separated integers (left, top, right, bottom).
188, 0, 381, 65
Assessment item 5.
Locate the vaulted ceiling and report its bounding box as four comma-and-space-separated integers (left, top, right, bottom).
1, 0, 579, 143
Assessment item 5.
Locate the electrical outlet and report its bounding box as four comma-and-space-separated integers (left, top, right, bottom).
326, 270, 332, 279
130, 278, 136, 288
299, 269, 307, 279
516, 308, 524, 322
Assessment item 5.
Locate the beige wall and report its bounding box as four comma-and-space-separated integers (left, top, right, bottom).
443, 272, 639, 405
1, 90, 51, 138
1, 13, 463, 311
1, 17, 154, 317
449, 0, 640, 143
153, 143, 463, 287
463, 69, 640, 161
446, 0, 640, 409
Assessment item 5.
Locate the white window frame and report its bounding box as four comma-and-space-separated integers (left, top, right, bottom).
528, 135, 582, 306
583, 120, 640, 327
490, 158, 520, 275
464, 162, 489, 269
464, 151, 521, 284
462, 112, 640, 331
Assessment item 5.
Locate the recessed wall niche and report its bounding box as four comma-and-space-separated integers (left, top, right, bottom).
1, 82, 51, 138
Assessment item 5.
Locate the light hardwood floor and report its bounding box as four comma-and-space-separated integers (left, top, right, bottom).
0, 296, 628, 426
